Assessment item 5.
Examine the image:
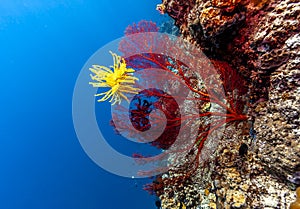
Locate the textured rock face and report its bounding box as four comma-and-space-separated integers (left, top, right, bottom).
156, 0, 300, 208
247, 0, 300, 184
254, 49, 300, 184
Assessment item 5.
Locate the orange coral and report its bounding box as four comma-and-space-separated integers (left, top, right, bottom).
290, 187, 300, 209
211, 0, 242, 12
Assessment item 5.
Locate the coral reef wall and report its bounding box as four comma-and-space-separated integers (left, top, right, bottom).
156, 0, 300, 208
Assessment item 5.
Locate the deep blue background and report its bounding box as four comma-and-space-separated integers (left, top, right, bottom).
0, 1, 164, 209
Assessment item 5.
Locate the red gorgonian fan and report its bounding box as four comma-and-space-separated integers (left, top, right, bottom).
115, 20, 248, 195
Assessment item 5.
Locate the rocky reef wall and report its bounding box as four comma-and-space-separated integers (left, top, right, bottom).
156, 0, 300, 208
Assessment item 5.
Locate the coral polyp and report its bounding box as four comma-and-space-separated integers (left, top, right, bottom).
89, 51, 140, 105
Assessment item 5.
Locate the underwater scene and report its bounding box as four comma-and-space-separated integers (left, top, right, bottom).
0, 0, 299, 209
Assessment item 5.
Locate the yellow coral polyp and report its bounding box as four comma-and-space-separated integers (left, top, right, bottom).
89, 51, 140, 105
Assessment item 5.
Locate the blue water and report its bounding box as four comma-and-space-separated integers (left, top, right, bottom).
0, 1, 164, 209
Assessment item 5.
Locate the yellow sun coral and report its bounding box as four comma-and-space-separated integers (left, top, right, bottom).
89, 51, 140, 105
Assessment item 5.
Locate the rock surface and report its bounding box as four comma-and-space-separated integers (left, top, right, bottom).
155, 0, 300, 208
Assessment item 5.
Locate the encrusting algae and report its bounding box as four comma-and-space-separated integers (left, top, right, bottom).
89, 51, 140, 105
